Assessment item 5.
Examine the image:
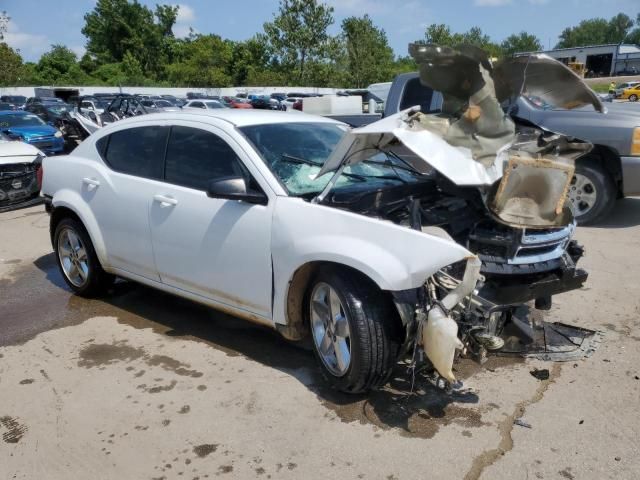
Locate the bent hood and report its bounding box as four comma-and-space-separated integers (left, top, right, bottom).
0, 140, 43, 164
317, 108, 506, 186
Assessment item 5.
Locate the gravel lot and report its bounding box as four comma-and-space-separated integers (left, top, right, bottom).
1, 201, 639, 480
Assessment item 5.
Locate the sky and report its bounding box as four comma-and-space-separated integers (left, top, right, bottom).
2, 0, 639, 62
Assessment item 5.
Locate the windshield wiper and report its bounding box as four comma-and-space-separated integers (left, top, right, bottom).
362, 157, 419, 175
281, 153, 322, 166
280, 153, 367, 182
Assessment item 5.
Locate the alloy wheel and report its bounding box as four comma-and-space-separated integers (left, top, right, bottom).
568, 173, 597, 217
57, 227, 90, 287
310, 282, 352, 376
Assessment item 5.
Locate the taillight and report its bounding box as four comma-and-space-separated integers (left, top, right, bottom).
36, 165, 43, 190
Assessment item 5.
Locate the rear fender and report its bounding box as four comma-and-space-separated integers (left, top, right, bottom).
50, 190, 108, 269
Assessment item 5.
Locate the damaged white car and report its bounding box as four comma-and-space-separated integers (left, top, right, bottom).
42, 47, 599, 393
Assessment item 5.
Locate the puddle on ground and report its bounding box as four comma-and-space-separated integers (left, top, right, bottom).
1, 254, 526, 439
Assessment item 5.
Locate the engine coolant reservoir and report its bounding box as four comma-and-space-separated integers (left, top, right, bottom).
423, 306, 464, 383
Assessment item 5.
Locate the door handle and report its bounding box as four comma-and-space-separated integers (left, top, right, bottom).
153, 194, 178, 207
82, 177, 100, 189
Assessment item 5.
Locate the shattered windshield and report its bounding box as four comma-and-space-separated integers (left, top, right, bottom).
240, 122, 423, 196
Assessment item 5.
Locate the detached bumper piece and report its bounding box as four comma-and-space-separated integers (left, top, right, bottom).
498, 305, 603, 361
477, 253, 588, 306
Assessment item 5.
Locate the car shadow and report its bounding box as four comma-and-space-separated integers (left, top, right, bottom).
591, 196, 640, 228
30, 252, 485, 436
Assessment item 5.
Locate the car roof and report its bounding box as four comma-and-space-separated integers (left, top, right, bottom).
109, 109, 343, 128
0, 110, 30, 115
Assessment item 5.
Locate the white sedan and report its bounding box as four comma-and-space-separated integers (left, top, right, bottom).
182, 99, 226, 110
41, 109, 584, 393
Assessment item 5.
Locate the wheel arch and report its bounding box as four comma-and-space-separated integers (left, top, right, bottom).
49, 197, 109, 269
276, 260, 403, 343
581, 145, 623, 197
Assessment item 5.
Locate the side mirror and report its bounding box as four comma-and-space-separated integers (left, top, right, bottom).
206, 176, 268, 205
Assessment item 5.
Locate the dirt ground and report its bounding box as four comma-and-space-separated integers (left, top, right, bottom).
1, 200, 639, 480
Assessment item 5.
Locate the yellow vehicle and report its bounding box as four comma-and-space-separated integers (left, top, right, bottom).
568, 61, 586, 78
620, 85, 640, 102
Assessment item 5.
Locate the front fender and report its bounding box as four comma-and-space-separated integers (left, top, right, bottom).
51, 190, 109, 269
271, 197, 472, 325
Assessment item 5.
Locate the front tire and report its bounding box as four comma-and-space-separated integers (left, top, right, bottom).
54, 217, 113, 296
568, 157, 616, 225
307, 267, 400, 394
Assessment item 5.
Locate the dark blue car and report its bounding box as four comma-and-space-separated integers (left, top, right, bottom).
0, 110, 65, 155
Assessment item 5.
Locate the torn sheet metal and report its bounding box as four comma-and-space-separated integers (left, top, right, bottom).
317, 108, 507, 186
493, 53, 604, 113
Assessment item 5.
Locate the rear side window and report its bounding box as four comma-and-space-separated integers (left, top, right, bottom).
164, 126, 244, 190
101, 126, 168, 179
399, 77, 435, 113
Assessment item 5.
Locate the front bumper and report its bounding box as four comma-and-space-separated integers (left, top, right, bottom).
621, 156, 640, 196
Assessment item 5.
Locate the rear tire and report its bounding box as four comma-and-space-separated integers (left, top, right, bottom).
307, 266, 400, 394
629, 94, 638, 102
54, 217, 114, 297
569, 157, 616, 225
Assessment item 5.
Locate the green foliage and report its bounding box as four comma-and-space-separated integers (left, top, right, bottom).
341, 15, 394, 88
82, 0, 177, 78
263, 0, 334, 84
421, 24, 502, 58
501, 32, 543, 55
0, 42, 24, 86
165, 34, 233, 87
556, 13, 635, 48
36, 45, 78, 84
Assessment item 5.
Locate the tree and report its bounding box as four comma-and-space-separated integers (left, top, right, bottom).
0, 42, 24, 86
341, 15, 394, 88
165, 34, 233, 87
82, 0, 178, 78
556, 13, 635, 48
501, 32, 542, 55
36, 45, 78, 84
625, 13, 640, 45
0, 11, 9, 41
420, 24, 502, 57
608, 13, 634, 43
263, 0, 334, 84
424, 24, 453, 45
228, 35, 271, 86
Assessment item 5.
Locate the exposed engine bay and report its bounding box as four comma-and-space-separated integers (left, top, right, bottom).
315, 43, 602, 389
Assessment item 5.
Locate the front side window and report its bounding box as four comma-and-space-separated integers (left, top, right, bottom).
102, 126, 168, 179
164, 126, 245, 190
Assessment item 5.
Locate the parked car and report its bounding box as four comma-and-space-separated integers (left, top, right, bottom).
183, 99, 226, 110
222, 97, 253, 109
42, 106, 592, 393
249, 96, 271, 110
0, 95, 27, 110
139, 98, 182, 112
26, 96, 63, 105
0, 102, 14, 111
619, 84, 640, 102
0, 132, 44, 212
614, 81, 640, 98
24, 102, 73, 123
78, 97, 110, 115
0, 111, 65, 155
